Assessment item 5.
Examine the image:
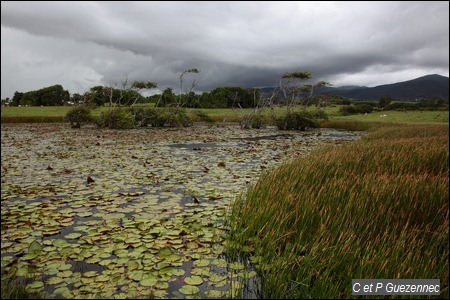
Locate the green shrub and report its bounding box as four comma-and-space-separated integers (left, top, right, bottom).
65, 105, 93, 128
339, 104, 373, 115
126, 106, 147, 127
310, 109, 329, 120
160, 107, 192, 127
275, 111, 319, 130
251, 113, 268, 129
97, 108, 134, 129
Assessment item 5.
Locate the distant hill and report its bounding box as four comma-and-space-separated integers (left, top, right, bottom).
315, 74, 449, 101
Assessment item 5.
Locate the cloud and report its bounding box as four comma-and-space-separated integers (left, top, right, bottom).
1, 1, 448, 99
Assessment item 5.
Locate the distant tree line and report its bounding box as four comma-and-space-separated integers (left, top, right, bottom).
6, 84, 264, 109
10, 85, 70, 106
5, 84, 448, 112
150, 86, 262, 108
339, 95, 448, 115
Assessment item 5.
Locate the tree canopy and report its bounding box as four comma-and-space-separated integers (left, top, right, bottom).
11, 85, 70, 106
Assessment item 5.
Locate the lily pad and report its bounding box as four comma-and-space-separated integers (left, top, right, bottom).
27, 281, 44, 289
46, 276, 64, 285
140, 277, 157, 287
178, 285, 200, 295
184, 275, 203, 285
28, 240, 42, 254
52, 239, 68, 247
204, 290, 225, 298
21, 253, 38, 261
193, 258, 210, 267
64, 233, 82, 239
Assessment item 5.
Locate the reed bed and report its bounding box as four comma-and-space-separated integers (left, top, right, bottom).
228, 124, 449, 298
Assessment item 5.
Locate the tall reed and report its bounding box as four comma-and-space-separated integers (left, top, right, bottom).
228, 124, 449, 298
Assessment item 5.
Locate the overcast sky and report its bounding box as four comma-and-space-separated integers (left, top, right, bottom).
1, 1, 449, 99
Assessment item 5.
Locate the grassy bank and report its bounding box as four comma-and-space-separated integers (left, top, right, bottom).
228, 124, 449, 298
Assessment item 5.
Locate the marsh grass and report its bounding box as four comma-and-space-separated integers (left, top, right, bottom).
228, 124, 449, 298
319, 119, 378, 131
1, 270, 44, 299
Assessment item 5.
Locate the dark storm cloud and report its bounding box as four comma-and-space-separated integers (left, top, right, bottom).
1, 1, 448, 98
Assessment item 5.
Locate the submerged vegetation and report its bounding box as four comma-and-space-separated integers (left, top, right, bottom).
228, 124, 449, 298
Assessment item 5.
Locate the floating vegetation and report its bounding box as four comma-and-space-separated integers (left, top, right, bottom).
1, 123, 359, 298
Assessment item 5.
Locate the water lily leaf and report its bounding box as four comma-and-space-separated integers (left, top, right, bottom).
178, 285, 200, 295
211, 258, 227, 268
131, 270, 144, 281
193, 258, 210, 267
79, 249, 93, 258
28, 240, 42, 254
82, 271, 99, 278
78, 212, 93, 217
27, 281, 44, 289
46, 276, 64, 285
54, 286, 70, 296
64, 233, 82, 239
1, 242, 13, 250
154, 281, 169, 290
172, 269, 185, 276
81, 277, 95, 284
214, 279, 227, 288
154, 262, 170, 270
73, 225, 90, 232
44, 267, 59, 276
204, 290, 225, 298
42, 246, 57, 252
165, 253, 182, 262
158, 248, 174, 257
30, 230, 43, 237
126, 260, 139, 270
140, 277, 157, 287
21, 253, 38, 261
209, 273, 227, 283
184, 275, 203, 285
96, 274, 110, 282
52, 239, 68, 247
58, 270, 73, 278
15, 264, 30, 276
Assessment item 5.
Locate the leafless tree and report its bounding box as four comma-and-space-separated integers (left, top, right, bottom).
178, 68, 200, 107
231, 88, 274, 129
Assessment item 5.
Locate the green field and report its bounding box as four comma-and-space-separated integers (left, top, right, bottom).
1, 105, 448, 125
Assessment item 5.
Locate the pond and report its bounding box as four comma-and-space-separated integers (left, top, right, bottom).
1, 123, 361, 299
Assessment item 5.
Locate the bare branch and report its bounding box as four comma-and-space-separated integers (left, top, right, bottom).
179, 68, 200, 107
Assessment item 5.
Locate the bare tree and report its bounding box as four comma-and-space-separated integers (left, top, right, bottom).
103, 78, 157, 128
231, 88, 274, 129
105, 78, 157, 109
178, 68, 200, 107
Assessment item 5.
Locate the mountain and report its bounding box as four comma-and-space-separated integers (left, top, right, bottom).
315, 74, 449, 101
